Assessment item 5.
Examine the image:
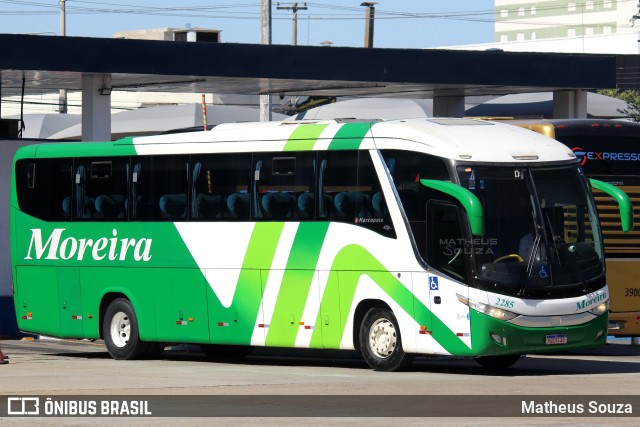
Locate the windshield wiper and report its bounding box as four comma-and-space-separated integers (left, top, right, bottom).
518, 233, 541, 297
564, 244, 590, 293
545, 211, 563, 267
524, 234, 541, 278
545, 211, 589, 293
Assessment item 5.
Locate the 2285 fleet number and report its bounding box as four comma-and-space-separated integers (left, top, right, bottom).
495, 298, 515, 308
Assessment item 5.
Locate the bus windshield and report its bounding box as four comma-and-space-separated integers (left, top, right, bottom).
457, 165, 605, 298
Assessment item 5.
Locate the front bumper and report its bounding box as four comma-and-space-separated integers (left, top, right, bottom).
470, 309, 608, 356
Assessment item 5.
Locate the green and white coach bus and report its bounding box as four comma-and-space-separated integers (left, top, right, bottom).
10, 118, 633, 371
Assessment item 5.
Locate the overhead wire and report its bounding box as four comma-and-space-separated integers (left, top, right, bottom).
4, 0, 631, 24
0, 0, 631, 23
0, 0, 637, 42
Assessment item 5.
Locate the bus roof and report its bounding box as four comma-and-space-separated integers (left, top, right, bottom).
17, 118, 577, 164
368, 118, 576, 163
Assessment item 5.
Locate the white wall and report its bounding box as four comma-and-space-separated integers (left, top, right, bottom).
442, 32, 640, 54
0, 139, 37, 297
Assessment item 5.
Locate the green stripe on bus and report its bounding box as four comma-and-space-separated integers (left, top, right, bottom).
228, 222, 285, 342
32, 142, 137, 158
327, 122, 373, 150
310, 244, 471, 355
283, 124, 329, 151
265, 222, 330, 347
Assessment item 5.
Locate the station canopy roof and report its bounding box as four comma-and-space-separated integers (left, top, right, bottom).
0, 34, 617, 99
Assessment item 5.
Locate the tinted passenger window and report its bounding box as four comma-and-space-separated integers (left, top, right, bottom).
381, 150, 451, 257
135, 156, 189, 221
320, 150, 394, 238
191, 154, 251, 221
426, 201, 469, 283
72, 158, 129, 220
15, 158, 73, 222
253, 152, 316, 221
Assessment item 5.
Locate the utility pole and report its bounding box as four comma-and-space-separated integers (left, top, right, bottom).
59, 0, 68, 114
631, 2, 640, 27
631, 2, 640, 55
277, 2, 307, 46
260, 0, 272, 122
360, 2, 377, 48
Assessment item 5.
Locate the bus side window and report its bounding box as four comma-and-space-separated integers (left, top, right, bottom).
252, 152, 316, 221
380, 149, 452, 259
319, 151, 358, 221
15, 158, 73, 222
136, 155, 189, 221
191, 153, 252, 221
320, 150, 395, 238
73, 158, 129, 221
426, 201, 469, 283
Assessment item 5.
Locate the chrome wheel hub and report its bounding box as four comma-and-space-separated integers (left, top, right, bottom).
109, 311, 130, 348
368, 318, 397, 358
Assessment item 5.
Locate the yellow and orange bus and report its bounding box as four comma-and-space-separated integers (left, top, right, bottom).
512, 119, 640, 340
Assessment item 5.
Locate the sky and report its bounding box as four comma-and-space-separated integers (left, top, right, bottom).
0, 0, 496, 49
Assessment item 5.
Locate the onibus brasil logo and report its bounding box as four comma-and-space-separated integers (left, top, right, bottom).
25, 228, 153, 262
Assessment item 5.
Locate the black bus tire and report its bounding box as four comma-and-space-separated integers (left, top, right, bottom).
103, 298, 149, 360
359, 307, 413, 371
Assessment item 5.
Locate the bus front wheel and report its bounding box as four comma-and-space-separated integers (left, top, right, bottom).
103, 298, 149, 360
359, 307, 413, 371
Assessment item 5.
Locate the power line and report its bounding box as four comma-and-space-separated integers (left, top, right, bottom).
0, 0, 493, 22
0, 0, 636, 28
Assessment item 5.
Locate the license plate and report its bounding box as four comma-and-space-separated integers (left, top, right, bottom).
545, 334, 567, 345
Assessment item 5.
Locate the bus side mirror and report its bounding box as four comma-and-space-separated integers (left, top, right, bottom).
589, 179, 634, 232
420, 179, 485, 236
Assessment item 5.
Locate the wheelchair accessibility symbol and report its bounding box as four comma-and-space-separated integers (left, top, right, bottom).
429, 277, 439, 290
537, 265, 549, 279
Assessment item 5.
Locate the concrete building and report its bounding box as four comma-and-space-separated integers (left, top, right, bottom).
495, 0, 638, 43
446, 1, 640, 54
113, 27, 221, 43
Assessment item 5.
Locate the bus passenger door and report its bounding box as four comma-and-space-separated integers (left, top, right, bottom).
425, 201, 472, 355
411, 271, 434, 354
57, 267, 84, 338
426, 273, 471, 355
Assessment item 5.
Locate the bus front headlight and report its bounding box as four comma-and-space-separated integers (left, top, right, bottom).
588, 300, 609, 316
457, 294, 519, 321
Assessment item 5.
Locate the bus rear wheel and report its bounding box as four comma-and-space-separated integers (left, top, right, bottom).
103, 298, 149, 360
359, 307, 413, 371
